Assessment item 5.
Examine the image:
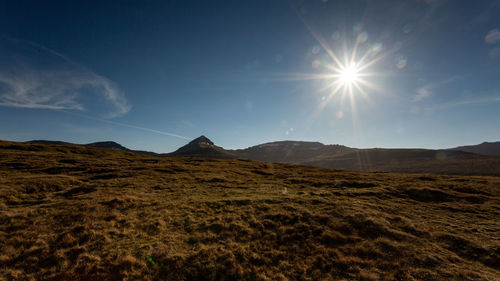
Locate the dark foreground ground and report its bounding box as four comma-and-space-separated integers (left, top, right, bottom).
0, 141, 499, 280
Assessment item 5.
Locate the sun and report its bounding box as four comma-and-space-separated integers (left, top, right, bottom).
339, 63, 359, 86
275, 28, 388, 119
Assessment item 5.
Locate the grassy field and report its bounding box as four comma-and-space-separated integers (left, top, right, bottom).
0, 140, 499, 280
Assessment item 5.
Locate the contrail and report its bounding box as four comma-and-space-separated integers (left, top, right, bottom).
61, 110, 191, 140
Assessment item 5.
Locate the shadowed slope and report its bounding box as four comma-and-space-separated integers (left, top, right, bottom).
303, 148, 500, 176
230, 141, 352, 163
449, 141, 500, 156
233, 142, 500, 176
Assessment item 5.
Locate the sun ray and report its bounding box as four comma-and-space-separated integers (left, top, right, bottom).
353, 81, 370, 102
340, 85, 348, 106
296, 14, 345, 68
316, 79, 341, 94
323, 63, 344, 73
319, 86, 344, 117
356, 50, 390, 72
355, 72, 382, 77
264, 72, 337, 82
355, 78, 384, 94
342, 40, 350, 67
351, 35, 362, 66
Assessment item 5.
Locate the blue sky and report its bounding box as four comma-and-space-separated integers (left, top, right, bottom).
1, 0, 499, 153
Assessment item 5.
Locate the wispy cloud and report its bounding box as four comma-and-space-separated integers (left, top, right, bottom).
414, 87, 432, 102
485, 28, 500, 44
413, 75, 462, 102
0, 39, 131, 118
414, 95, 500, 115
435, 96, 500, 109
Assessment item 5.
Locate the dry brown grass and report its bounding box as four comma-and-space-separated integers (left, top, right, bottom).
0, 140, 499, 280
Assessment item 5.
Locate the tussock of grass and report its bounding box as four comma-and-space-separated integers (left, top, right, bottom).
0, 140, 499, 280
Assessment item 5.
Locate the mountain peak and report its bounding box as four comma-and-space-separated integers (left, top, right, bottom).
188, 135, 214, 147
168, 135, 235, 158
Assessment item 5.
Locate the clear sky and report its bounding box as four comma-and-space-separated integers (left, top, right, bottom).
1, 0, 499, 153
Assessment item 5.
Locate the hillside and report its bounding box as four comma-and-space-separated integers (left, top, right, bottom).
304, 148, 500, 176
85, 141, 130, 151
0, 140, 499, 280
233, 141, 500, 176
28, 140, 159, 156
230, 141, 352, 163
449, 142, 500, 156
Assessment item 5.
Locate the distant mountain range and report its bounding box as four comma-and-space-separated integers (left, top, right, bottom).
230, 140, 500, 176
25, 136, 500, 176
448, 141, 500, 156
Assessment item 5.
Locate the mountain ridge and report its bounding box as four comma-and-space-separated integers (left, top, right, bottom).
230, 140, 352, 163
449, 141, 500, 156
20, 137, 500, 176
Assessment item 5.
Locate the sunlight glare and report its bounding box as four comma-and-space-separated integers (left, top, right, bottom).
275, 25, 389, 124
339, 63, 359, 85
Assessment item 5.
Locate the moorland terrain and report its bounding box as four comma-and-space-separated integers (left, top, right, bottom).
0, 140, 499, 280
